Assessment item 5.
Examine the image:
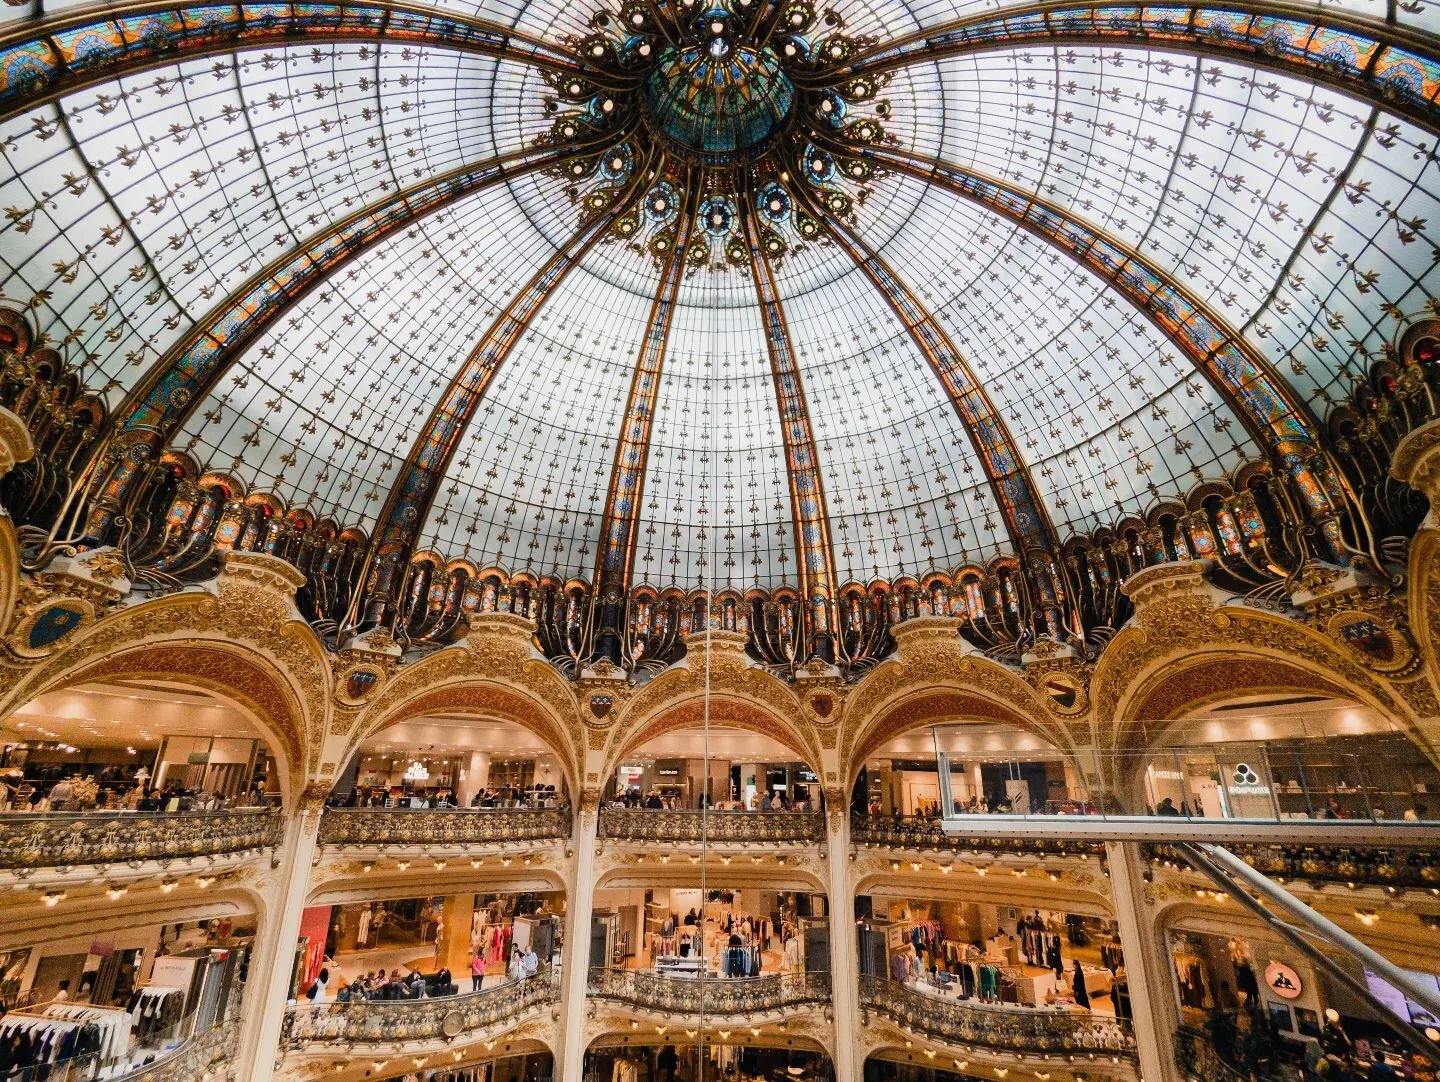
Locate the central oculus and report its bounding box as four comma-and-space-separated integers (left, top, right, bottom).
641, 36, 795, 157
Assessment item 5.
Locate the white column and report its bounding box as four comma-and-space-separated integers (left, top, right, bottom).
559, 805, 599, 1082
238, 797, 323, 1082
457, 750, 491, 807
1106, 841, 1180, 1082
826, 810, 859, 1082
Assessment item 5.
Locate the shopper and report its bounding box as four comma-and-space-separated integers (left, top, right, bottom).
471, 951, 485, 993
1071, 960, 1089, 1010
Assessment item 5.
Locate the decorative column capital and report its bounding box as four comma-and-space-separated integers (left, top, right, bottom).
0, 406, 32, 482
220, 549, 306, 597
1392, 417, 1440, 507
889, 615, 965, 654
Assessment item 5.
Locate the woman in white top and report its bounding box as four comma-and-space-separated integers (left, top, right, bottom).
508, 948, 526, 984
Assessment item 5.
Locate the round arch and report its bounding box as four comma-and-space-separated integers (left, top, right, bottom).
1112, 645, 1435, 764
844, 688, 1073, 791
2, 640, 306, 806
350, 679, 583, 801
603, 693, 823, 786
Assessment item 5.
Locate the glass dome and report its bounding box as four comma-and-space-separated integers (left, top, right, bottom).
0, 0, 1434, 594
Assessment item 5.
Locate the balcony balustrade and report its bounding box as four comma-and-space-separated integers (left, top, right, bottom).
1146, 842, 1440, 891
318, 807, 572, 849
851, 815, 1106, 859
598, 808, 825, 846
282, 972, 558, 1048
0, 809, 282, 870
1174, 1025, 1248, 1082
587, 967, 831, 1018
115, 1019, 237, 1082
859, 976, 1136, 1059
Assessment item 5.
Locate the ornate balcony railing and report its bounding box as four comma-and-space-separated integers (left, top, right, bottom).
1174, 1024, 1250, 1082
1146, 842, 1440, 891
851, 815, 1107, 859
598, 808, 825, 845
116, 1018, 237, 1082
587, 967, 831, 1017
318, 807, 572, 849
859, 976, 1136, 1058
281, 972, 558, 1048
0, 810, 282, 870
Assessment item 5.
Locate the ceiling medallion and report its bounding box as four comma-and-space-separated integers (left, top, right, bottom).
542, 0, 894, 270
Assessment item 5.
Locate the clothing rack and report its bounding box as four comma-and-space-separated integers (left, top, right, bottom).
36, 1004, 132, 1061
125, 986, 185, 1045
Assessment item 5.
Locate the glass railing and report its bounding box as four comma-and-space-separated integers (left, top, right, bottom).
598, 808, 825, 844
859, 976, 1135, 1058
587, 967, 831, 1016
0, 809, 282, 868
923, 732, 1440, 825
281, 971, 558, 1047
318, 807, 572, 847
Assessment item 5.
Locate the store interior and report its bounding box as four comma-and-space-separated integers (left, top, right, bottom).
852, 724, 1081, 818
589, 888, 828, 978
1, 680, 278, 810
1168, 924, 1440, 1068
333, 716, 569, 808
857, 894, 1128, 1017
0, 916, 251, 1078
293, 890, 566, 1001
584, 1043, 832, 1082
608, 728, 820, 810
1136, 697, 1440, 821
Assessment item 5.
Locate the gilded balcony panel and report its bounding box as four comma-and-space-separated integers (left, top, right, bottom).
281, 973, 559, 1049
587, 968, 831, 1018
598, 809, 825, 846
859, 976, 1136, 1059
116, 1018, 237, 1082
851, 815, 1107, 860
0, 810, 283, 870
1145, 842, 1440, 891
1173, 1025, 1247, 1082
317, 808, 573, 849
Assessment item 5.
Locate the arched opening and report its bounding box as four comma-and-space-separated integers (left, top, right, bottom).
289, 885, 567, 1006
333, 714, 573, 810
851, 718, 1080, 820
0, 889, 260, 1074
1126, 693, 1440, 822
608, 723, 821, 812
3, 678, 285, 810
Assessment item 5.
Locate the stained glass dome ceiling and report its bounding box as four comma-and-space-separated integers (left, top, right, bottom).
0, 0, 1437, 594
